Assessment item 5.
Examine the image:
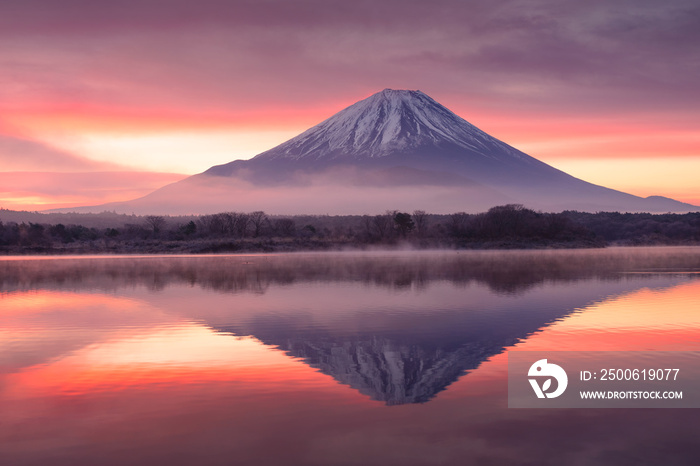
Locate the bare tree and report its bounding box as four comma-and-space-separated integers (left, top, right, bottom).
273, 218, 296, 237
372, 211, 394, 241
198, 214, 226, 235
449, 212, 469, 237
249, 211, 267, 238
412, 210, 428, 238
361, 215, 374, 240
231, 212, 250, 238
144, 215, 166, 235
221, 212, 235, 235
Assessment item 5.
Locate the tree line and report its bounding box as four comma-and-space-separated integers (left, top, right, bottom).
1, 204, 699, 254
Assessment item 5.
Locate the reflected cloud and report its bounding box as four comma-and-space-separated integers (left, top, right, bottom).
2, 249, 699, 405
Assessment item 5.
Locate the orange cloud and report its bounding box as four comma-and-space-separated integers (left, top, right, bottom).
0, 171, 186, 210
514, 281, 700, 352
0, 133, 123, 171
3, 105, 325, 135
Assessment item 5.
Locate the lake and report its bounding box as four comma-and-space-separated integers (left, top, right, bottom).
1, 248, 700, 465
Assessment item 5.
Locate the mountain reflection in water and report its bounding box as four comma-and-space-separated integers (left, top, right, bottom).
1, 248, 700, 465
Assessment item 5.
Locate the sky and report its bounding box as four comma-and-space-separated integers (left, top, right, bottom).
1, 0, 699, 210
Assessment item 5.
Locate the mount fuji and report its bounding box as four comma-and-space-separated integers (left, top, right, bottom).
59, 89, 697, 214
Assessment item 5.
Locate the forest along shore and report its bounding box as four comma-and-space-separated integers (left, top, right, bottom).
1, 205, 699, 254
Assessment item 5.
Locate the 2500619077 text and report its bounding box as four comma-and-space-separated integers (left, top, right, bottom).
591, 369, 680, 381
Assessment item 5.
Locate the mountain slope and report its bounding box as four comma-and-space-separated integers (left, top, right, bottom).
206, 88, 562, 183
53, 89, 698, 215
215, 89, 537, 164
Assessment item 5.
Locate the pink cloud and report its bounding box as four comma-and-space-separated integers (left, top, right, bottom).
0, 171, 186, 210
0, 134, 122, 171
0, 0, 698, 116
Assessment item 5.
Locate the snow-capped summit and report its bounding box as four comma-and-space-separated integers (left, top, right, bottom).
253, 88, 522, 162
207, 88, 553, 180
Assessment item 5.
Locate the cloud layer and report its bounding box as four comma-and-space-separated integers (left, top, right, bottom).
2, 0, 698, 115
0, 135, 120, 171
0, 171, 186, 211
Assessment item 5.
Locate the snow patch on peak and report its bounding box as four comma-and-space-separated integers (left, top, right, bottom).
253, 89, 528, 164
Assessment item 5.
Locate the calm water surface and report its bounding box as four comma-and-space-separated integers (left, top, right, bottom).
1, 248, 700, 465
